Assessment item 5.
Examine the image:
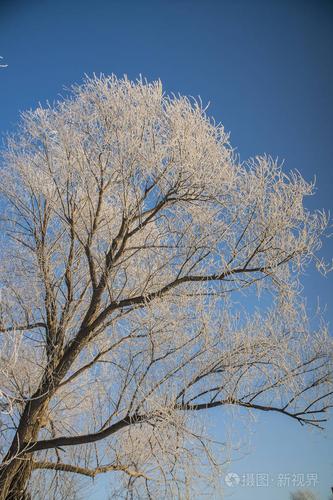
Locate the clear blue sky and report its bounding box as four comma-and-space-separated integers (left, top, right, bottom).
1, 1, 332, 498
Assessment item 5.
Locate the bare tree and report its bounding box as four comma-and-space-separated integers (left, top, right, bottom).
0, 75, 332, 499
290, 490, 318, 500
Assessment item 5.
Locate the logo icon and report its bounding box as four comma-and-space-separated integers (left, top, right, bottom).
225, 472, 240, 487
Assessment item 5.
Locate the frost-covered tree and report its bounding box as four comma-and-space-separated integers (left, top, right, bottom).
0, 76, 332, 499
290, 490, 318, 500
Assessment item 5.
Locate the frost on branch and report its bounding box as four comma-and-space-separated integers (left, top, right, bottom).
0, 75, 332, 499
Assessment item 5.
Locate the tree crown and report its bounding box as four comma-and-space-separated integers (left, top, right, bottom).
0, 75, 332, 499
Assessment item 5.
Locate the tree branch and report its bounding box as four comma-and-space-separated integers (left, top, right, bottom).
32, 460, 150, 479
90, 265, 273, 330
0, 322, 47, 333
176, 398, 330, 428
22, 414, 146, 454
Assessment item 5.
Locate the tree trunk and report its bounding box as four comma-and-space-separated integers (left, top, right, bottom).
0, 336, 81, 498
0, 454, 33, 500
0, 402, 49, 500
1, 461, 33, 500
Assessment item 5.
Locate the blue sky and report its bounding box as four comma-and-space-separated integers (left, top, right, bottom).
1, 1, 332, 498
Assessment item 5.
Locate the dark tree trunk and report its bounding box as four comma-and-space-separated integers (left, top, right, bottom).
3, 460, 33, 500
0, 401, 49, 500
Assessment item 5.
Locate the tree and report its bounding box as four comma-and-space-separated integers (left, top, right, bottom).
290, 490, 317, 500
0, 75, 332, 499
